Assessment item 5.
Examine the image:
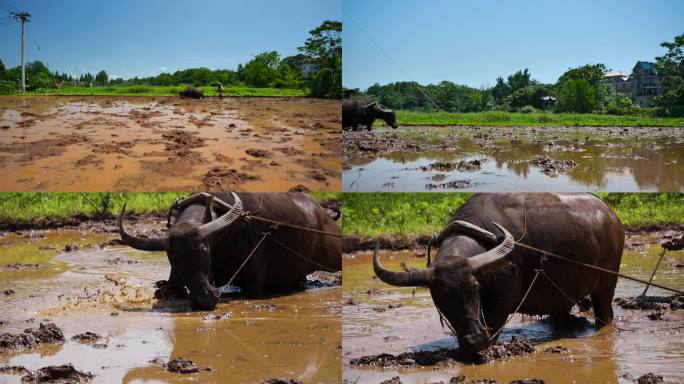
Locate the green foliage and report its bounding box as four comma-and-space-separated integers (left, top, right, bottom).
243, 51, 281, 88
95, 70, 108, 86
653, 33, 684, 115
343, 193, 684, 237
556, 79, 596, 113
393, 110, 684, 127
19, 84, 306, 97
519, 105, 536, 113
299, 20, 342, 98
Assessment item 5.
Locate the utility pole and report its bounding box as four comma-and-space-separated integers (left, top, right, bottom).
10, 11, 31, 93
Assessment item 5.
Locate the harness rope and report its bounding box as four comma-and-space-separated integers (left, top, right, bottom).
226, 232, 270, 287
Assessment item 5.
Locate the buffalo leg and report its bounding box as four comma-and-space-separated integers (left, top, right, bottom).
365, 123, 373, 131
591, 276, 617, 327
164, 268, 188, 299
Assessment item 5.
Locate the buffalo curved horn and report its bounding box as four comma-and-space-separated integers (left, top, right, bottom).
119, 204, 169, 251
196, 192, 243, 239
363, 101, 378, 109
467, 222, 515, 271
373, 245, 432, 287
435, 220, 498, 246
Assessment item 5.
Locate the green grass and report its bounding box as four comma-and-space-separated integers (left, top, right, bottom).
394, 110, 684, 127
12, 85, 307, 97
0, 192, 340, 226
342, 193, 684, 237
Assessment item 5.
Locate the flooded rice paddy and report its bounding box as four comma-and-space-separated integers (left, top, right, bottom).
342, 126, 684, 192
0, 224, 341, 383
342, 233, 684, 383
0, 96, 341, 192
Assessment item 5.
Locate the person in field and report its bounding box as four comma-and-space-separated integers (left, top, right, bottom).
217, 82, 224, 99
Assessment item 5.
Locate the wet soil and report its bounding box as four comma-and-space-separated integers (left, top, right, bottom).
21, 364, 94, 383
342, 232, 684, 383
342, 126, 684, 192
0, 224, 341, 384
0, 96, 341, 192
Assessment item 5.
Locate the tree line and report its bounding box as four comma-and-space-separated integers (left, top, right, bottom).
355, 33, 684, 116
0, 20, 341, 98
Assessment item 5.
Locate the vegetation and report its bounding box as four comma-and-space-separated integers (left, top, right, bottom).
0, 20, 341, 98
392, 110, 684, 127
0, 192, 337, 226
350, 32, 684, 116
15, 84, 306, 97
342, 193, 684, 237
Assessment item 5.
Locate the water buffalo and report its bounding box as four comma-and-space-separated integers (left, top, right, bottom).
373, 193, 624, 355
119, 192, 341, 310
179, 86, 204, 99
343, 99, 398, 131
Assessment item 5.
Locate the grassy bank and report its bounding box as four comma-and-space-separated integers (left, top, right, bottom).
13, 85, 306, 97
342, 193, 684, 237
395, 110, 684, 127
0, 192, 339, 227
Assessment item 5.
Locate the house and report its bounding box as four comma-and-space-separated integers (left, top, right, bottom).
603, 61, 663, 107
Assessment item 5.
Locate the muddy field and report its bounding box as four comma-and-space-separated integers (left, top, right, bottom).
0, 220, 341, 383
0, 96, 341, 192
342, 232, 684, 383
342, 126, 684, 192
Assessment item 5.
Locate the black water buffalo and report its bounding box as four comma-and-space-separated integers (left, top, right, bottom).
179, 86, 204, 99
373, 193, 624, 354
119, 192, 341, 310
342, 99, 397, 131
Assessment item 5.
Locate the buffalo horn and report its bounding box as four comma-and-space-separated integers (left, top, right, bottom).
373, 245, 432, 287
196, 192, 243, 239
468, 222, 515, 271
119, 204, 169, 251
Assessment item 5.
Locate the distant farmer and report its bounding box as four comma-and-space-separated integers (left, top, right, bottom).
217, 82, 224, 99
662, 234, 684, 251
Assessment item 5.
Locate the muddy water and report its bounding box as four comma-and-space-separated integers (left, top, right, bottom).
343, 127, 684, 192
343, 236, 684, 383
0, 230, 341, 383
0, 96, 341, 192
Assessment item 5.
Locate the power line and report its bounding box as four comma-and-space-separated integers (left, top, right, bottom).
343, 9, 444, 112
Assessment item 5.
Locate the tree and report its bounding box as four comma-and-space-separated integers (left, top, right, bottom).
80, 73, 94, 86
653, 33, 684, 115
507, 69, 534, 93
299, 20, 341, 98
0, 59, 5, 78
557, 79, 596, 113
243, 51, 281, 88
95, 70, 108, 86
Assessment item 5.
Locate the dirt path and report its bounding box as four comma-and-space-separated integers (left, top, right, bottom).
0, 96, 341, 192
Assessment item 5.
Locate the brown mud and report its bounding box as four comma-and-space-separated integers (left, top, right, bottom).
342, 126, 684, 192
0, 223, 341, 384
0, 96, 341, 192
343, 232, 684, 383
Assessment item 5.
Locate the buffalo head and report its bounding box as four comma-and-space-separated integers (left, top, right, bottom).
119, 193, 244, 310
367, 102, 398, 129
373, 222, 514, 354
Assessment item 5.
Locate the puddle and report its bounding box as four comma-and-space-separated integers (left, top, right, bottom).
0, 96, 341, 192
342, 234, 684, 383
342, 127, 684, 192
0, 228, 341, 383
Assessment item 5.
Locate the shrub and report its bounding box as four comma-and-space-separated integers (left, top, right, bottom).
519, 105, 536, 113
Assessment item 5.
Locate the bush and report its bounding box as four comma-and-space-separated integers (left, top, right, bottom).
519, 105, 536, 113
483, 111, 512, 122
0, 80, 15, 95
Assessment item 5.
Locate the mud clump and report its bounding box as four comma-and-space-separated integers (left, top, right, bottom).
304, 271, 342, 288
245, 148, 271, 158
636, 373, 664, 384
0, 365, 29, 374
349, 348, 459, 369
614, 295, 684, 311
543, 345, 569, 353
0, 322, 64, 352
4, 263, 40, 270
261, 379, 303, 384
202, 168, 259, 189
72, 332, 101, 342
289, 184, 310, 193
530, 155, 578, 177
421, 159, 482, 172
21, 364, 94, 383
380, 377, 403, 384
161, 130, 205, 151
3, 289, 15, 296
426, 180, 473, 190
473, 336, 535, 364
166, 358, 199, 374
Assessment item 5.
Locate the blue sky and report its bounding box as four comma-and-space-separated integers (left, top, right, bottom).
0, 0, 339, 79
343, 0, 684, 90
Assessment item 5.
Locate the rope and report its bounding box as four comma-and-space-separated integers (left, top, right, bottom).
225, 232, 269, 287
641, 248, 667, 297
488, 268, 542, 341
514, 241, 684, 295
268, 236, 338, 273
247, 215, 342, 238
